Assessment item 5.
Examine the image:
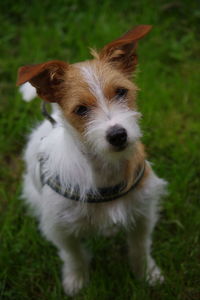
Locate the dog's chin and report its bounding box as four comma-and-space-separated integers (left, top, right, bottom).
106, 142, 135, 160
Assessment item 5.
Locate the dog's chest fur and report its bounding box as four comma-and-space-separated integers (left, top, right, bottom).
23, 114, 165, 236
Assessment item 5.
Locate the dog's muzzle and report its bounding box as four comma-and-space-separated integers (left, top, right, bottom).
106, 125, 127, 150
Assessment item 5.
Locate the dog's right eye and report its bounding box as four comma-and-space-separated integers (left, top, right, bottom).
74, 105, 90, 116
115, 88, 128, 98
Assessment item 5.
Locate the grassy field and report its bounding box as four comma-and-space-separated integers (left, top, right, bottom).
0, 0, 200, 299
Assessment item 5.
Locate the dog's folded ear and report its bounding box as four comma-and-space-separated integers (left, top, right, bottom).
99, 25, 152, 76
16, 60, 68, 102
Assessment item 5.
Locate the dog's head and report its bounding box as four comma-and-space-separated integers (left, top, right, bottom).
17, 25, 151, 159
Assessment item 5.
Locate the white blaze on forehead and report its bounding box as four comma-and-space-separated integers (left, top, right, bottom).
78, 63, 108, 111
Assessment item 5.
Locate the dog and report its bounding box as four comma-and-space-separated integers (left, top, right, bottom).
17, 25, 167, 296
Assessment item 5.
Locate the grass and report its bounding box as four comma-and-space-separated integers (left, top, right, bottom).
0, 0, 200, 299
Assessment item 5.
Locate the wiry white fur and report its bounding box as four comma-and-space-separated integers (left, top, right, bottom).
79, 63, 107, 110
22, 66, 167, 296
19, 82, 37, 101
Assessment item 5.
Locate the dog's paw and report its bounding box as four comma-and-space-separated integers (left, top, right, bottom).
62, 271, 88, 296
62, 267, 88, 296
146, 261, 164, 285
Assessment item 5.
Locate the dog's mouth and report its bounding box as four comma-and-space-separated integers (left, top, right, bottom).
111, 143, 128, 152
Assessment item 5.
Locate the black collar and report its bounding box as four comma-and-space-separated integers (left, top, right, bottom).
39, 159, 146, 203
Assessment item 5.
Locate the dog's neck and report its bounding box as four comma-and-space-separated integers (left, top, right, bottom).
84, 141, 145, 188
88, 154, 126, 187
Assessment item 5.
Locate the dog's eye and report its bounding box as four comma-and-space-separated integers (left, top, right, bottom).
115, 88, 128, 98
74, 105, 90, 116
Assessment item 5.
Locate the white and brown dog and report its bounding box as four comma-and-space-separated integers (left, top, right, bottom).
17, 25, 167, 296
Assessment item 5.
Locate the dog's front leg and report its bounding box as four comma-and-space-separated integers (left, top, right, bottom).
44, 225, 90, 295
127, 215, 164, 285
59, 235, 90, 296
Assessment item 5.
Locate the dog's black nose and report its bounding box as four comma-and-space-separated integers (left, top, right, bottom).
106, 125, 127, 149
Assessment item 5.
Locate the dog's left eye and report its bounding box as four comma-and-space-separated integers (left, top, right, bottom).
115, 88, 128, 98
74, 105, 90, 116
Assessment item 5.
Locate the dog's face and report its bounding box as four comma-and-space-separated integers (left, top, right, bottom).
17, 25, 151, 159
60, 60, 141, 158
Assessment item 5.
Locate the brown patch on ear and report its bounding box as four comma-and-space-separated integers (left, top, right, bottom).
17, 60, 68, 102
99, 25, 152, 76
